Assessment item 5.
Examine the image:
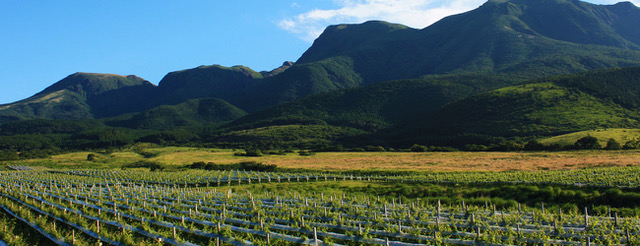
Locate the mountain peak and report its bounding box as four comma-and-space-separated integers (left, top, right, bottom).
261, 61, 294, 77
297, 21, 413, 64
37, 72, 151, 99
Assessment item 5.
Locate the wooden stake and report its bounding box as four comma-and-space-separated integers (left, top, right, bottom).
314, 227, 318, 246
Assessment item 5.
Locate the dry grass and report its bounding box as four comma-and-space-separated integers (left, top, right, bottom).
149, 148, 640, 172
9, 147, 639, 172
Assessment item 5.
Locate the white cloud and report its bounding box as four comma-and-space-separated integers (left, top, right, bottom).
278, 0, 640, 43
590, 0, 640, 5
278, 0, 486, 42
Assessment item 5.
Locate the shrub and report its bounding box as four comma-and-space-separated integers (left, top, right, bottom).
524, 140, 545, 151
623, 137, 640, 149
410, 144, 428, 152
298, 150, 316, 156
573, 136, 602, 150
604, 138, 622, 150
234, 149, 263, 157
187, 161, 276, 172
122, 161, 165, 171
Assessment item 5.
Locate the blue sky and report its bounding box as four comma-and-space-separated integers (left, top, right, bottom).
0, 0, 635, 104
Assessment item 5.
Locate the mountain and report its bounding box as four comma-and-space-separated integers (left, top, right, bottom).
105, 98, 247, 130
260, 61, 295, 77
157, 65, 264, 105
0, 73, 156, 123
235, 0, 640, 110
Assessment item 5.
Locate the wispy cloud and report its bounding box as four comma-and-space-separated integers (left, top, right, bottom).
278, 0, 485, 42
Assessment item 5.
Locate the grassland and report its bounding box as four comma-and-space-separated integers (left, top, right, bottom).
4, 146, 639, 172
539, 128, 640, 146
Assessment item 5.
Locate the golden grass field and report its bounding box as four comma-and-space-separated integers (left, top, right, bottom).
12, 147, 639, 172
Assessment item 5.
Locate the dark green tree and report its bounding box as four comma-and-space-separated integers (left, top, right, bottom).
574, 136, 602, 150
604, 138, 622, 150
524, 140, 546, 151
410, 144, 428, 152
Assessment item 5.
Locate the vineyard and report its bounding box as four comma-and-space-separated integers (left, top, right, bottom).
0, 167, 638, 246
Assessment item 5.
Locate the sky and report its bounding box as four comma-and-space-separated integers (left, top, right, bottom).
0, 0, 636, 104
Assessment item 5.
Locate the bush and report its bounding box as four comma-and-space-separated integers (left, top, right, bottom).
574, 136, 602, 150
365, 145, 386, 152
463, 144, 488, 151
410, 144, 428, 152
604, 138, 622, 150
298, 150, 316, 156
187, 161, 276, 172
623, 137, 640, 149
122, 161, 165, 171
524, 140, 545, 151
238, 161, 277, 172
234, 149, 263, 157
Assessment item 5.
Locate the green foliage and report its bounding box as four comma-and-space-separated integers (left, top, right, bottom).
574, 136, 603, 150
539, 128, 640, 147
0, 150, 19, 161
623, 137, 640, 149
0, 119, 101, 135
137, 129, 199, 145
410, 144, 428, 152
187, 161, 276, 172
121, 161, 165, 171
234, 149, 263, 157
553, 67, 640, 109
105, 98, 247, 130
298, 150, 316, 156
69, 128, 151, 149
210, 124, 366, 150
390, 82, 640, 147
524, 140, 545, 151
605, 138, 622, 150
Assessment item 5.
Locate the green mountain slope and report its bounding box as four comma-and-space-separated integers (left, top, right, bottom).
388, 81, 640, 146
157, 65, 264, 105
227, 74, 515, 133
0, 73, 156, 122
551, 66, 640, 108
105, 98, 247, 130
221, 65, 640, 148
